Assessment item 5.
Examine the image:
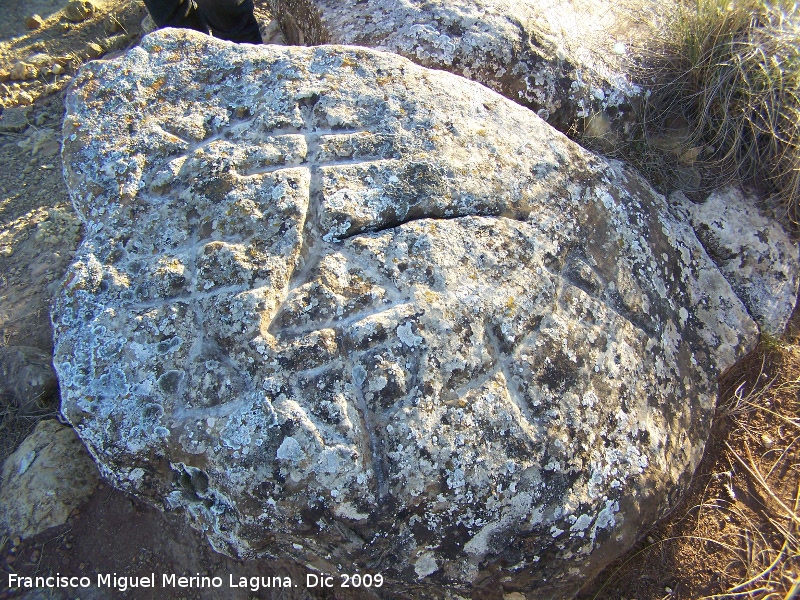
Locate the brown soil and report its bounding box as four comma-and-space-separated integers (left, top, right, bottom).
1, 2, 798, 600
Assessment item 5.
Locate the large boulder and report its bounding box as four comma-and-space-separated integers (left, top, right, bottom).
269, 0, 642, 143
54, 30, 757, 598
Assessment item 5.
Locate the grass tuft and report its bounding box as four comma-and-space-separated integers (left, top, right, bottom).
636, 0, 800, 217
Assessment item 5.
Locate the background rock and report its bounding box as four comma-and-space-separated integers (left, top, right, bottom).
0, 419, 99, 540
63, 0, 96, 23
670, 188, 799, 337
0, 345, 58, 415
269, 0, 643, 143
54, 30, 757, 598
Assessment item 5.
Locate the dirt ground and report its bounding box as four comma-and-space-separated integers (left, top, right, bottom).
0, 1, 798, 599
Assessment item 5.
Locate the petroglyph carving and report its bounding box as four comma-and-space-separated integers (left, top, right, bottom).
55, 30, 759, 597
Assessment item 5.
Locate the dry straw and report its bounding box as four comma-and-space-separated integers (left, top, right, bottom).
639, 0, 800, 217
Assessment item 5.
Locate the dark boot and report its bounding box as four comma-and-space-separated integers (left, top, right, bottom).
197, 0, 264, 44
142, 0, 209, 34
143, 0, 263, 44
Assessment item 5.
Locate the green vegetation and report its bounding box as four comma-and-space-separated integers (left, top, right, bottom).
640, 0, 800, 217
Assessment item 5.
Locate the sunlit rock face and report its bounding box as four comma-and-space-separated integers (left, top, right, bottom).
669, 188, 799, 337
54, 29, 757, 599
271, 0, 644, 141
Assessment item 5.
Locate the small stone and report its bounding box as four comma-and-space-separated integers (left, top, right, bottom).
28, 53, 54, 68
52, 63, 65, 75
0, 107, 31, 133
0, 420, 100, 540
85, 42, 104, 58
17, 92, 34, 105
0, 346, 58, 415
761, 434, 775, 449
0, 69, 9, 82
10, 62, 36, 81
26, 14, 44, 29
64, 0, 96, 23
32, 129, 60, 157
104, 34, 132, 53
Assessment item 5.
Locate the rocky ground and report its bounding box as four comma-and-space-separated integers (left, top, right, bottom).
0, 1, 797, 599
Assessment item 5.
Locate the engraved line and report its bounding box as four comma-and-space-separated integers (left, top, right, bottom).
548, 262, 653, 340
269, 300, 412, 342
141, 123, 385, 189
483, 322, 542, 445
345, 352, 388, 500
110, 283, 257, 312
239, 157, 400, 178
446, 363, 504, 407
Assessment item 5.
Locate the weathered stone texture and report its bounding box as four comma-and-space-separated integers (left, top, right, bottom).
670, 188, 799, 337
0, 346, 58, 415
270, 0, 642, 141
54, 30, 758, 598
0, 419, 99, 539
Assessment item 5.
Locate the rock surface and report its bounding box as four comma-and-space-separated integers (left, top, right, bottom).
54, 30, 758, 598
0, 419, 99, 539
26, 14, 45, 30
670, 188, 799, 337
0, 345, 58, 415
63, 0, 96, 23
0, 106, 31, 133
269, 0, 642, 141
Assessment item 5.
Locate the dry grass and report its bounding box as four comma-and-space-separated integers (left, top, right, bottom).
630, 0, 800, 216
711, 353, 800, 598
